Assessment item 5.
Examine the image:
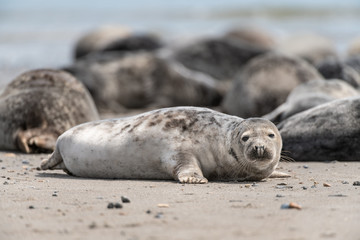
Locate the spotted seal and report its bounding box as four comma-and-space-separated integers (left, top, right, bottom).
0, 69, 99, 153
40, 107, 288, 183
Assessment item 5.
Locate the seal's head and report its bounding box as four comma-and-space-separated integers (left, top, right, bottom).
230, 118, 282, 181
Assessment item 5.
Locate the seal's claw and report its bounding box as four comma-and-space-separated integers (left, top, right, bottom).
178, 174, 208, 184
269, 170, 291, 178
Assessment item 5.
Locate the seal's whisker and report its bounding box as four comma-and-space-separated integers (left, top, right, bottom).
280, 155, 295, 162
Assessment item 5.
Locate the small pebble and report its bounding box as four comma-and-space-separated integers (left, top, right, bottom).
157, 204, 169, 208
244, 184, 251, 188
276, 194, 284, 198
3, 181, 9, 185
303, 165, 309, 169
302, 186, 308, 190
114, 203, 123, 209
0, 159, 3, 162
22, 160, 29, 165
328, 194, 347, 197
155, 212, 163, 219
52, 193, 58, 197
107, 203, 114, 209
275, 185, 293, 189
311, 185, 317, 188
146, 210, 151, 214
1, 167, 5, 169
88, 222, 97, 229
121, 196, 130, 203
342, 181, 349, 184
281, 202, 301, 210
28, 205, 34, 209
353, 181, 360, 186
251, 182, 258, 187
323, 183, 331, 187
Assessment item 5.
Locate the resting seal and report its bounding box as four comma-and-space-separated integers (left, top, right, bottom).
263, 79, 359, 123
41, 107, 287, 183
0, 69, 99, 153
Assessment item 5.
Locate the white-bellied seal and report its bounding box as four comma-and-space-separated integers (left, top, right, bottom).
263, 79, 359, 123
222, 52, 323, 118
0, 69, 99, 153
278, 97, 360, 161
40, 107, 288, 183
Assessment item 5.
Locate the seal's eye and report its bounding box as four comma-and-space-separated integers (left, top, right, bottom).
268, 133, 275, 138
242, 136, 249, 142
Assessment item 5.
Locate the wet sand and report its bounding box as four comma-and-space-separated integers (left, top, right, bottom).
1, 151, 359, 240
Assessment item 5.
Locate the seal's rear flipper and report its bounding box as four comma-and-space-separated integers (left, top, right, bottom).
16, 129, 57, 153
28, 135, 56, 152
40, 146, 64, 170
269, 171, 291, 178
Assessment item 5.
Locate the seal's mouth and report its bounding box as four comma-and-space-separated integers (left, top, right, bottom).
248, 145, 273, 162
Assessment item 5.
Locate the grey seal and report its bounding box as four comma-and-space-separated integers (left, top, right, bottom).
276, 33, 337, 65
40, 107, 288, 183
263, 79, 359, 123
74, 26, 163, 60
316, 58, 360, 88
222, 52, 323, 118
65, 52, 222, 114
172, 37, 267, 80
278, 97, 360, 161
0, 69, 99, 153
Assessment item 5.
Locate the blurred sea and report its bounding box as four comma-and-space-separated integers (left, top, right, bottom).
1, 0, 360, 86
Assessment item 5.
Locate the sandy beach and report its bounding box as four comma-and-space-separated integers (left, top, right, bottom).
1, 151, 359, 240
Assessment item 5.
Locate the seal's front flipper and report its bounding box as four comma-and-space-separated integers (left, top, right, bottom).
178, 172, 208, 184
172, 153, 208, 184
269, 170, 291, 178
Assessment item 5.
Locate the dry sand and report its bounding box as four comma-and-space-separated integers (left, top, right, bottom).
1, 151, 359, 240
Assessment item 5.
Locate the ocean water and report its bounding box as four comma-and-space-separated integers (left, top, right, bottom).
0, 0, 360, 86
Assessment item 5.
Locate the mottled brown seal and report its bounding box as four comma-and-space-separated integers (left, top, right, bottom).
41, 107, 288, 183
0, 69, 99, 153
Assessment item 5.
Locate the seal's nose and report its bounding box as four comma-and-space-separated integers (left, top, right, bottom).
255, 145, 265, 157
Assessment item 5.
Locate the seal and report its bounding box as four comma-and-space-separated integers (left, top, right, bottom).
263, 79, 359, 123
40, 107, 288, 183
222, 52, 323, 118
278, 97, 360, 161
316, 58, 360, 88
65, 52, 222, 114
0, 69, 99, 153
172, 37, 266, 81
